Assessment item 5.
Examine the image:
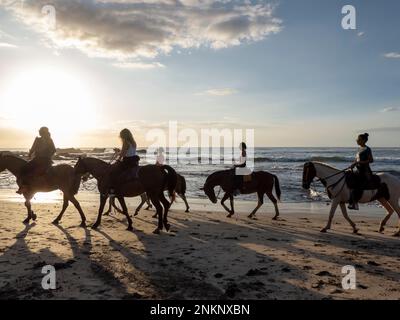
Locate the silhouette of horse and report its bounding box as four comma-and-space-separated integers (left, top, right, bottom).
106, 173, 190, 216
202, 169, 281, 219
74, 157, 177, 234
0, 153, 86, 226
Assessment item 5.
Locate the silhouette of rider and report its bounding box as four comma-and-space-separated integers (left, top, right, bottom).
17, 127, 56, 194
348, 133, 374, 210
233, 142, 247, 196
108, 128, 139, 196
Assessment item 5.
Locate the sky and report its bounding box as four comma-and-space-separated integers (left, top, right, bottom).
0, 0, 399, 148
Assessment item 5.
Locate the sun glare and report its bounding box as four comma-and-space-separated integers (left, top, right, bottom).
1, 66, 98, 145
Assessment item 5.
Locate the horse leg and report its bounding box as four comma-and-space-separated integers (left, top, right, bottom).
266, 190, 280, 220
149, 194, 163, 234
248, 192, 263, 219
52, 194, 69, 225
230, 195, 235, 217
145, 193, 152, 210
221, 193, 233, 218
321, 199, 339, 233
92, 194, 107, 229
339, 202, 359, 234
378, 198, 394, 233
117, 197, 133, 231
23, 196, 34, 224
135, 194, 147, 216
388, 199, 400, 237
160, 193, 171, 232
69, 195, 87, 227
180, 194, 190, 213
104, 197, 113, 216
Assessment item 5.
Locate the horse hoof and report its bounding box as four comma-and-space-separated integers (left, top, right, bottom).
152, 214, 158, 219
153, 228, 160, 235
353, 229, 360, 234
320, 228, 328, 233
80, 222, 87, 228
185, 210, 190, 213
92, 224, 99, 230
23, 219, 30, 225
272, 216, 278, 221
393, 232, 400, 237
164, 223, 171, 232
134, 212, 139, 216
31, 213, 37, 221
52, 219, 60, 225
227, 214, 233, 218
127, 226, 133, 231
104, 212, 110, 216
378, 227, 385, 233
247, 215, 253, 219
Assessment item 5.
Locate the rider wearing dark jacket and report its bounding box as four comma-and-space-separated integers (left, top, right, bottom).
17, 127, 56, 194
348, 133, 374, 210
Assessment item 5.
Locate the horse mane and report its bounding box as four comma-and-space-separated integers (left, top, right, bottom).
205, 169, 231, 184
312, 161, 340, 171
0, 153, 27, 163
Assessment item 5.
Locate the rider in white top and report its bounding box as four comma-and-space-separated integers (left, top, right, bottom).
156, 147, 165, 166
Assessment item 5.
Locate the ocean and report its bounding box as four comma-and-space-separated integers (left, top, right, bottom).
1, 147, 400, 203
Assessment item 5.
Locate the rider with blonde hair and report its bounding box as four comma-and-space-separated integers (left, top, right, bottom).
109, 128, 139, 195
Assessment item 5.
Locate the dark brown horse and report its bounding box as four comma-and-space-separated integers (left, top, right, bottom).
0, 153, 86, 226
74, 157, 177, 234
202, 169, 281, 219
106, 173, 190, 216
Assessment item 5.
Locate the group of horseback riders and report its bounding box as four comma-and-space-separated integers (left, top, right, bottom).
16, 127, 378, 211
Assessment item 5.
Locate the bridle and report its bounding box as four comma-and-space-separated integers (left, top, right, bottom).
306, 163, 351, 199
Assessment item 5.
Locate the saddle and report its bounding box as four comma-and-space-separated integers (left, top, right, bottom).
345, 171, 389, 201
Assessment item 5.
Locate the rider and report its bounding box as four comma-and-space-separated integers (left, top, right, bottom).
17, 127, 56, 194
233, 142, 247, 196
348, 133, 374, 210
155, 147, 165, 166
109, 128, 139, 196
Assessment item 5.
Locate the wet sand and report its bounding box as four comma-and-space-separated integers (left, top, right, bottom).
0, 191, 399, 300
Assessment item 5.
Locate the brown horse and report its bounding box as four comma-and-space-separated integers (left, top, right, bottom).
202, 169, 281, 219
74, 157, 177, 234
0, 153, 86, 226
106, 173, 190, 216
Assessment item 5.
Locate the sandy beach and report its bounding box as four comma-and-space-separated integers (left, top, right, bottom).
0, 190, 399, 300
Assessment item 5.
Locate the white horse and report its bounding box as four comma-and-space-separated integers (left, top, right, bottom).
302, 161, 400, 236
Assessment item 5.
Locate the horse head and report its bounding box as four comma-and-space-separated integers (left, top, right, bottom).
201, 173, 219, 204
302, 162, 316, 189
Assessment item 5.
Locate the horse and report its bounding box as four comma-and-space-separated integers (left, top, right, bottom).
302, 161, 400, 236
201, 169, 281, 219
105, 173, 190, 216
74, 157, 177, 234
0, 153, 86, 226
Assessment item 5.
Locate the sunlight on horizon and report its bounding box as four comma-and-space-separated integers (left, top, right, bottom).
0, 65, 99, 145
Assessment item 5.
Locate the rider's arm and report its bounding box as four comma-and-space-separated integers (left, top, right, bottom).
28, 138, 38, 159
118, 141, 128, 160
48, 139, 56, 157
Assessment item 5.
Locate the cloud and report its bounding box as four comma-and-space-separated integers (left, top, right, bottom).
3, 0, 282, 62
199, 88, 238, 96
381, 107, 400, 112
0, 42, 17, 48
112, 61, 165, 69
383, 52, 400, 59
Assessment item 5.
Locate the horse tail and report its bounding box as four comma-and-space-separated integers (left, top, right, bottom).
179, 174, 187, 195
273, 175, 281, 201
162, 165, 177, 203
